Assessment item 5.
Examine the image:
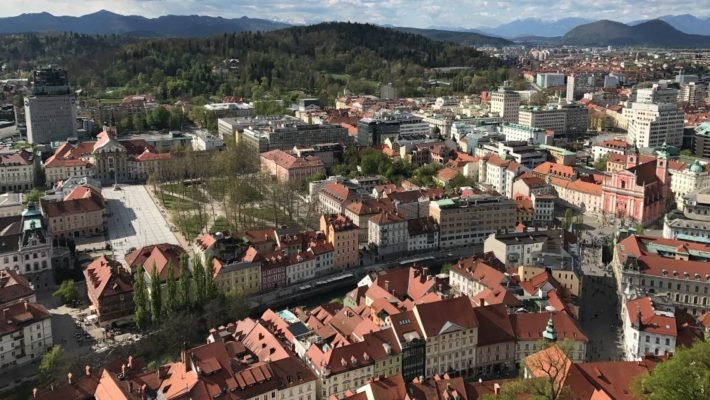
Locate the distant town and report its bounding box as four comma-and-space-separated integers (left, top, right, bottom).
0, 15, 709, 400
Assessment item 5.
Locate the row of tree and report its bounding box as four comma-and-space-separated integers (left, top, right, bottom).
133, 255, 219, 330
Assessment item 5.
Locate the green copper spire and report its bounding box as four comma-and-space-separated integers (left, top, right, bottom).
542, 317, 558, 341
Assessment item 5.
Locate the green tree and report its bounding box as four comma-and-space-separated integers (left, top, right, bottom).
147, 106, 171, 130
634, 223, 645, 235
562, 209, 573, 230
204, 259, 219, 300
632, 340, 710, 400
193, 258, 207, 304
150, 264, 162, 323
52, 280, 78, 305
440, 263, 453, 274
133, 266, 149, 330
307, 172, 326, 183
593, 155, 608, 172
24, 188, 42, 204
38, 346, 65, 388
132, 114, 145, 133
165, 263, 178, 316
680, 149, 694, 157
178, 255, 192, 308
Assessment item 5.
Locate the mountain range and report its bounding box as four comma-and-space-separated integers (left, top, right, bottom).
0, 10, 290, 36
474, 14, 710, 38
562, 20, 710, 47
393, 27, 512, 47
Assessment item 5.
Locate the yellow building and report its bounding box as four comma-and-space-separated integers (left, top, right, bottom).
517, 265, 582, 297
212, 258, 261, 295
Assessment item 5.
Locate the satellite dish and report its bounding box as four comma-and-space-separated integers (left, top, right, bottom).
545, 306, 557, 312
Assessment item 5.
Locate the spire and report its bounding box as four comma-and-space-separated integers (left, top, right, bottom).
542, 316, 558, 341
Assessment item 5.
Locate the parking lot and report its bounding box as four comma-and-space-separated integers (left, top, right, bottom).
103, 185, 181, 262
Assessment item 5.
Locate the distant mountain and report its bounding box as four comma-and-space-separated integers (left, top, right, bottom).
0, 10, 291, 36
477, 17, 593, 38
562, 19, 710, 47
629, 14, 710, 35
394, 27, 512, 46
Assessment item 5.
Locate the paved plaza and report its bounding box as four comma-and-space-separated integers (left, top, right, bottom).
103, 185, 180, 262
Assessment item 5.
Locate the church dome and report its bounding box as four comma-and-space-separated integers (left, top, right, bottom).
689, 160, 705, 174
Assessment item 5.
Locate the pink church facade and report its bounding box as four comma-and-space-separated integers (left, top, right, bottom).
601, 148, 670, 226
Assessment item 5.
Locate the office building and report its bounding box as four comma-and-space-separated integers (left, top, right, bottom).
536, 73, 565, 89
24, 68, 77, 144
678, 82, 707, 107
380, 82, 398, 100
566, 72, 602, 101
501, 123, 547, 145
518, 104, 588, 137
357, 114, 430, 146
490, 87, 521, 123
430, 195, 516, 249
695, 122, 710, 158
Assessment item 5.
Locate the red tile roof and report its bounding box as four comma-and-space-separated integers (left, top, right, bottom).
414, 296, 478, 338
510, 311, 587, 343
0, 269, 34, 306
83, 256, 132, 300
533, 161, 576, 179
626, 297, 676, 337
0, 301, 50, 336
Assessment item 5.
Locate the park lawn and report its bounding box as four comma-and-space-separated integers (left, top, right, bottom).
158, 192, 196, 211
160, 183, 209, 203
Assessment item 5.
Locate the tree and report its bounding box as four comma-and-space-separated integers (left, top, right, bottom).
632, 340, 710, 400
133, 266, 149, 330
440, 263, 453, 274
52, 280, 78, 305
562, 209, 573, 230
680, 149, 694, 157
204, 259, 219, 301
593, 155, 608, 172
529, 90, 550, 106
38, 346, 65, 388
24, 188, 42, 204
485, 341, 576, 400
307, 171, 326, 183
150, 264, 162, 323
178, 255, 192, 308
132, 114, 145, 132
193, 258, 207, 304
165, 263, 177, 316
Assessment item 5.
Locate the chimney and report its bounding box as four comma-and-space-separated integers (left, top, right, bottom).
85, 365, 92, 376
385, 280, 390, 292
141, 384, 148, 400
494, 383, 501, 395
24, 300, 28, 310
32, 388, 38, 399
121, 363, 126, 376
67, 372, 73, 384
128, 355, 133, 369
128, 381, 134, 393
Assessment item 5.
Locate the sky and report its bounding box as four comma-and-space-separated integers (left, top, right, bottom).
1, 0, 709, 28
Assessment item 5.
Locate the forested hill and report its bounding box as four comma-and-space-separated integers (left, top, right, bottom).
0, 22, 507, 102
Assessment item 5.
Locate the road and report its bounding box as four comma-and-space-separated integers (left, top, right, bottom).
249, 245, 481, 310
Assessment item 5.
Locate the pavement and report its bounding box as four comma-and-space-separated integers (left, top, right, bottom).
103, 185, 180, 262
250, 245, 481, 309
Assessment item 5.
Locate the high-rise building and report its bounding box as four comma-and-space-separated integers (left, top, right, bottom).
518, 104, 588, 138
624, 83, 684, 148
24, 68, 77, 144
678, 82, 707, 107
536, 73, 565, 89
380, 82, 398, 100
490, 87, 521, 124
566, 72, 602, 101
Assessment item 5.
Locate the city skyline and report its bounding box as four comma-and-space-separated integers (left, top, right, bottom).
1, 0, 709, 29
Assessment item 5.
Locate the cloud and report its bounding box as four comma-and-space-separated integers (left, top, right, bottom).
0, 0, 709, 28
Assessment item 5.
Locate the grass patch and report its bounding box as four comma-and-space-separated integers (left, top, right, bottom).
160, 183, 208, 203
210, 216, 232, 233
173, 213, 208, 240
159, 192, 196, 211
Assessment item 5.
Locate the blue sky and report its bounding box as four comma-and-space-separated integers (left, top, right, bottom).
1, 0, 708, 27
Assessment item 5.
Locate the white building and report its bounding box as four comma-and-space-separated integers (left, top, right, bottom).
678, 82, 707, 107
490, 87, 521, 124
536, 73, 565, 89
591, 139, 629, 161
0, 204, 53, 281
670, 160, 710, 210
368, 212, 408, 256
0, 192, 23, 217
0, 150, 35, 193
621, 296, 677, 360
191, 130, 225, 151
406, 217, 439, 252
624, 83, 684, 148
412, 297, 479, 377
501, 123, 547, 145
0, 301, 53, 370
